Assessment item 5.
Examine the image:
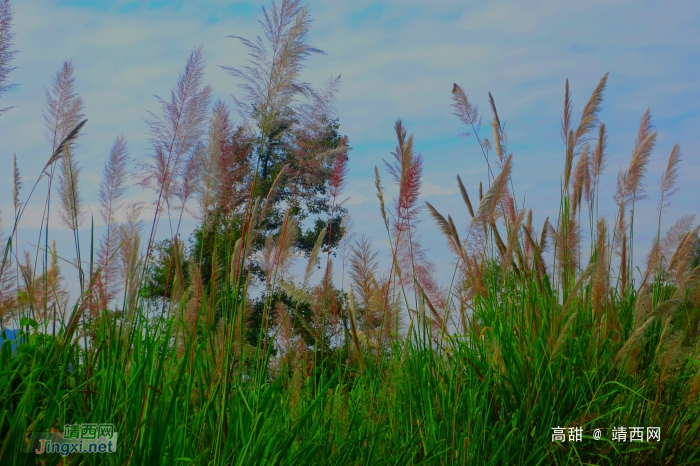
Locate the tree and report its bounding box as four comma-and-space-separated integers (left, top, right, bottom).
188, 0, 350, 288
143, 2, 351, 354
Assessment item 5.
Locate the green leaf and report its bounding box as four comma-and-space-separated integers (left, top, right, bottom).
19, 318, 38, 329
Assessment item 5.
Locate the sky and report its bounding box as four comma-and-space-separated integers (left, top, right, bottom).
1, 0, 699, 295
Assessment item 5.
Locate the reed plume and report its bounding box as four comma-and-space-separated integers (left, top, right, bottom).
616, 298, 681, 366
12, 154, 20, 213
574, 73, 608, 144
11, 153, 20, 294
347, 285, 364, 372
488, 92, 506, 164
561, 79, 572, 145
385, 119, 444, 309
591, 123, 607, 182
451, 83, 480, 132
96, 136, 129, 309
452, 83, 496, 177
385, 120, 422, 229
260, 164, 290, 222
337, 213, 356, 289
657, 143, 681, 223
99, 137, 129, 226
0, 208, 14, 319
44, 61, 85, 152
456, 175, 475, 219
503, 208, 526, 277
118, 203, 144, 315
627, 109, 657, 202
375, 167, 388, 231
590, 123, 607, 217
17, 241, 68, 323
57, 145, 84, 231
328, 149, 349, 203
425, 202, 462, 258
564, 73, 608, 191
142, 46, 211, 258
35, 61, 87, 308
615, 110, 657, 223
299, 74, 341, 136
572, 142, 591, 214
0, 0, 16, 115
619, 229, 628, 294
47, 241, 69, 323
195, 104, 226, 219
222, 0, 323, 125
668, 225, 699, 285
302, 226, 326, 289
639, 143, 683, 289
491, 119, 503, 165
210, 100, 254, 217
524, 209, 534, 267
40, 120, 87, 178
259, 216, 297, 281
349, 234, 380, 310
18, 250, 34, 308
238, 198, 261, 273
557, 208, 582, 283
289, 118, 347, 199
278, 226, 325, 324
310, 260, 342, 340
323, 140, 350, 286
275, 300, 293, 356
539, 217, 555, 257
173, 149, 200, 234
488, 92, 501, 132
613, 197, 629, 265
659, 215, 695, 272
40, 61, 86, 289
475, 153, 513, 226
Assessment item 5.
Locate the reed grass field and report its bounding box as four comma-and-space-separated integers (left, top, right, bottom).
1, 0, 699, 464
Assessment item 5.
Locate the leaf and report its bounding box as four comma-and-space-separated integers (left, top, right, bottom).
19, 318, 38, 329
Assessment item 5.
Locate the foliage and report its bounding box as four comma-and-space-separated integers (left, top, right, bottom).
141, 238, 190, 305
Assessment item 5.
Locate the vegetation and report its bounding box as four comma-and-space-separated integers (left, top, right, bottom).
1, 0, 699, 464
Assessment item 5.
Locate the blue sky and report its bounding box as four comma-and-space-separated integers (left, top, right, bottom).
1, 0, 699, 291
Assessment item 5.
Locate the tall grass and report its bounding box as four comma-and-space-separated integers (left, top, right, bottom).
1, 2, 700, 465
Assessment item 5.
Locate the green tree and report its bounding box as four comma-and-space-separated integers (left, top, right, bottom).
144, 1, 351, 340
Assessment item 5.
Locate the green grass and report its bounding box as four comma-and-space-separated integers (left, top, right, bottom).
1, 244, 699, 465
